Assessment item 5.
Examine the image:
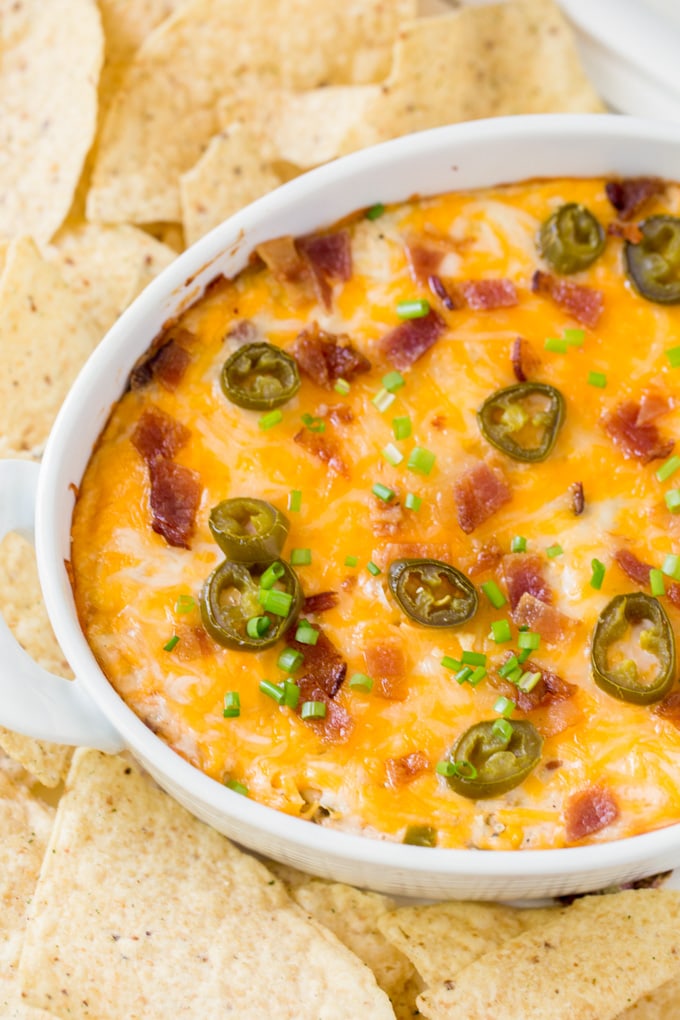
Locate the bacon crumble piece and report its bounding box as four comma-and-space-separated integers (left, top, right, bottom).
225, 319, 261, 346
293, 322, 371, 389
148, 459, 201, 549
303, 591, 340, 615
654, 692, 680, 729
467, 540, 504, 577
565, 785, 619, 843
531, 269, 604, 328
174, 624, 214, 662
428, 273, 457, 311
293, 427, 349, 478
493, 657, 576, 713
369, 495, 404, 538
380, 308, 447, 369
456, 278, 518, 310
298, 230, 352, 284
364, 638, 408, 701
256, 235, 317, 306
512, 592, 573, 645
454, 461, 512, 535
569, 481, 585, 516
300, 687, 354, 744
327, 404, 354, 426
605, 177, 664, 220
607, 221, 643, 244
287, 626, 347, 701
636, 391, 673, 427
615, 548, 680, 607
603, 400, 674, 464
131, 407, 191, 463
385, 750, 430, 788
405, 235, 456, 283
129, 329, 195, 390
511, 336, 527, 382
502, 553, 552, 611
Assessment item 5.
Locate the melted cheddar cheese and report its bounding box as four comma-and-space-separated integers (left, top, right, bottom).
71, 178, 680, 850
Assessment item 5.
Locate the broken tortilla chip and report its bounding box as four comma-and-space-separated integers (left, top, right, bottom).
0, 0, 103, 244
19, 751, 395, 1019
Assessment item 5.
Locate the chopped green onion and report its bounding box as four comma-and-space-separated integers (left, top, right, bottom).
650, 568, 666, 597
259, 409, 283, 430
277, 647, 304, 672
468, 666, 487, 686
349, 672, 374, 692
450, 760, 478, 779
397, 298, 430, 319
366, 202, 385, 220
435, 760, 457, 777
544, 337, 568, 354
404, 492, 422, 512
546, 543, 563, 558
175, 594, 195, 614
493, 695, 516, 718
407, 446, 436, 476
564, 328, 585, 347
382, 370, 406, 392
656, 455, 680, 483
259, 679, 286, 705
666, 346, 680, 367
491, 619, 512, 644
334, 378, 350, 396
372, 482, 395, 503
499, 655, 520, 678
590, 558, 606, 590
301, 700, 327, 720
290, 548, 312, 566
366, 561, 381, 576
246, 615, 271, 638
517, 631, 540, 651
282, 680, 300, 710
511, 536, 527, 553
662, 554, 680, 581
454, 666, 473, 685
517, 648, 531, 665
587, 370, 607, 389
518, 670, 541, 693
382, 443, 403, 466
372, 388, 395, 412
295, 620, 319, 645
441, 656, 463, 672
481, 580, 507, 609
392, 415, 412, 440
344, 555, 359, 568
223, 691, 241, 718
288, 489, 302, 512
260, 561, 285, 589
665, 490, 680, 514
260, 589, 294, 616
301, 412, 325, 433
506, 666, 523, 685
492, 718, 513, 743
225, 779, 248, 796
461, 650, 486, 667
163, 635, 179, 652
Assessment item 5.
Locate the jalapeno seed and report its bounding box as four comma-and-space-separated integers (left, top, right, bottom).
388, 558, 478, 628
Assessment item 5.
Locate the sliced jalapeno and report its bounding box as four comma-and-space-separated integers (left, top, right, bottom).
221, 341, 300, 410
591, 592, 675, 705
388, 558, 478, 628
200, 559, 302, 650
403, 825, 437, 847
625, 216, 680, 304
209, 498, 289, 562
477, 382, 565, 462
443, 720, 543, 800
538, 203, 605, 274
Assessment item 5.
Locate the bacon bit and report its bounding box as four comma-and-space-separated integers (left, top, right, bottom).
225, 319, 260, 345
531, 269, 604, 328
456, 279, 518, 310
654, 692, 680, 729
565, 785, 619, 842
174, 624, 213, 662
297, 231, 353, 311
512, 592, 573, 645
497, 657, 576, 713
603, 400, 674, 464
303, 591, 339, 615
129, 329, 195, 390
431, 414, 447, 430
293, 428, 349, 478
327, 404, 354, 426
300, 688, 354, 744
467, 540, 504, 577
607, 221, 643, 244
380, 308, 446, 369
288, 627, 347, 700
615, 548, 680, 606
428, 274, 457, 311
131, 407, 191, 463
148, 459, 201, 549
605, 177, 664, 220
569, 481, 585, 516
293, 322, 371, 389
531, 697, 582, 739
636, 390, 673, 426
369, 495, 404, 538
385, 751, 430, 788
256, 236, 316, 305
454, 461, 511, 535
511, 337, 527, 382
364, 638, 408, 701
405, 235, 454, 282
502, 553, 552, 611
152, 340, 191, 391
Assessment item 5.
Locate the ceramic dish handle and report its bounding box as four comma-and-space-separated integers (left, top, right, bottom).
0, 459, 124, 752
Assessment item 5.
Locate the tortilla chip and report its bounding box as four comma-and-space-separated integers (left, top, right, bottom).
618, 978, 680, 1019
418, 890, 680, 1020
180, 126, 284, 246
19, 750, 395, 1019
0, 237, 101, 456
141, 222, 186, 253
341, 0, 603, 153
87, 0, 416, 224
379, 900, 556, 989
46, 222, 177, 337
0, 0, 103, 244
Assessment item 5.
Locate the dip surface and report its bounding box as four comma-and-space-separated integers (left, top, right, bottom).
71, 177, 680, 850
